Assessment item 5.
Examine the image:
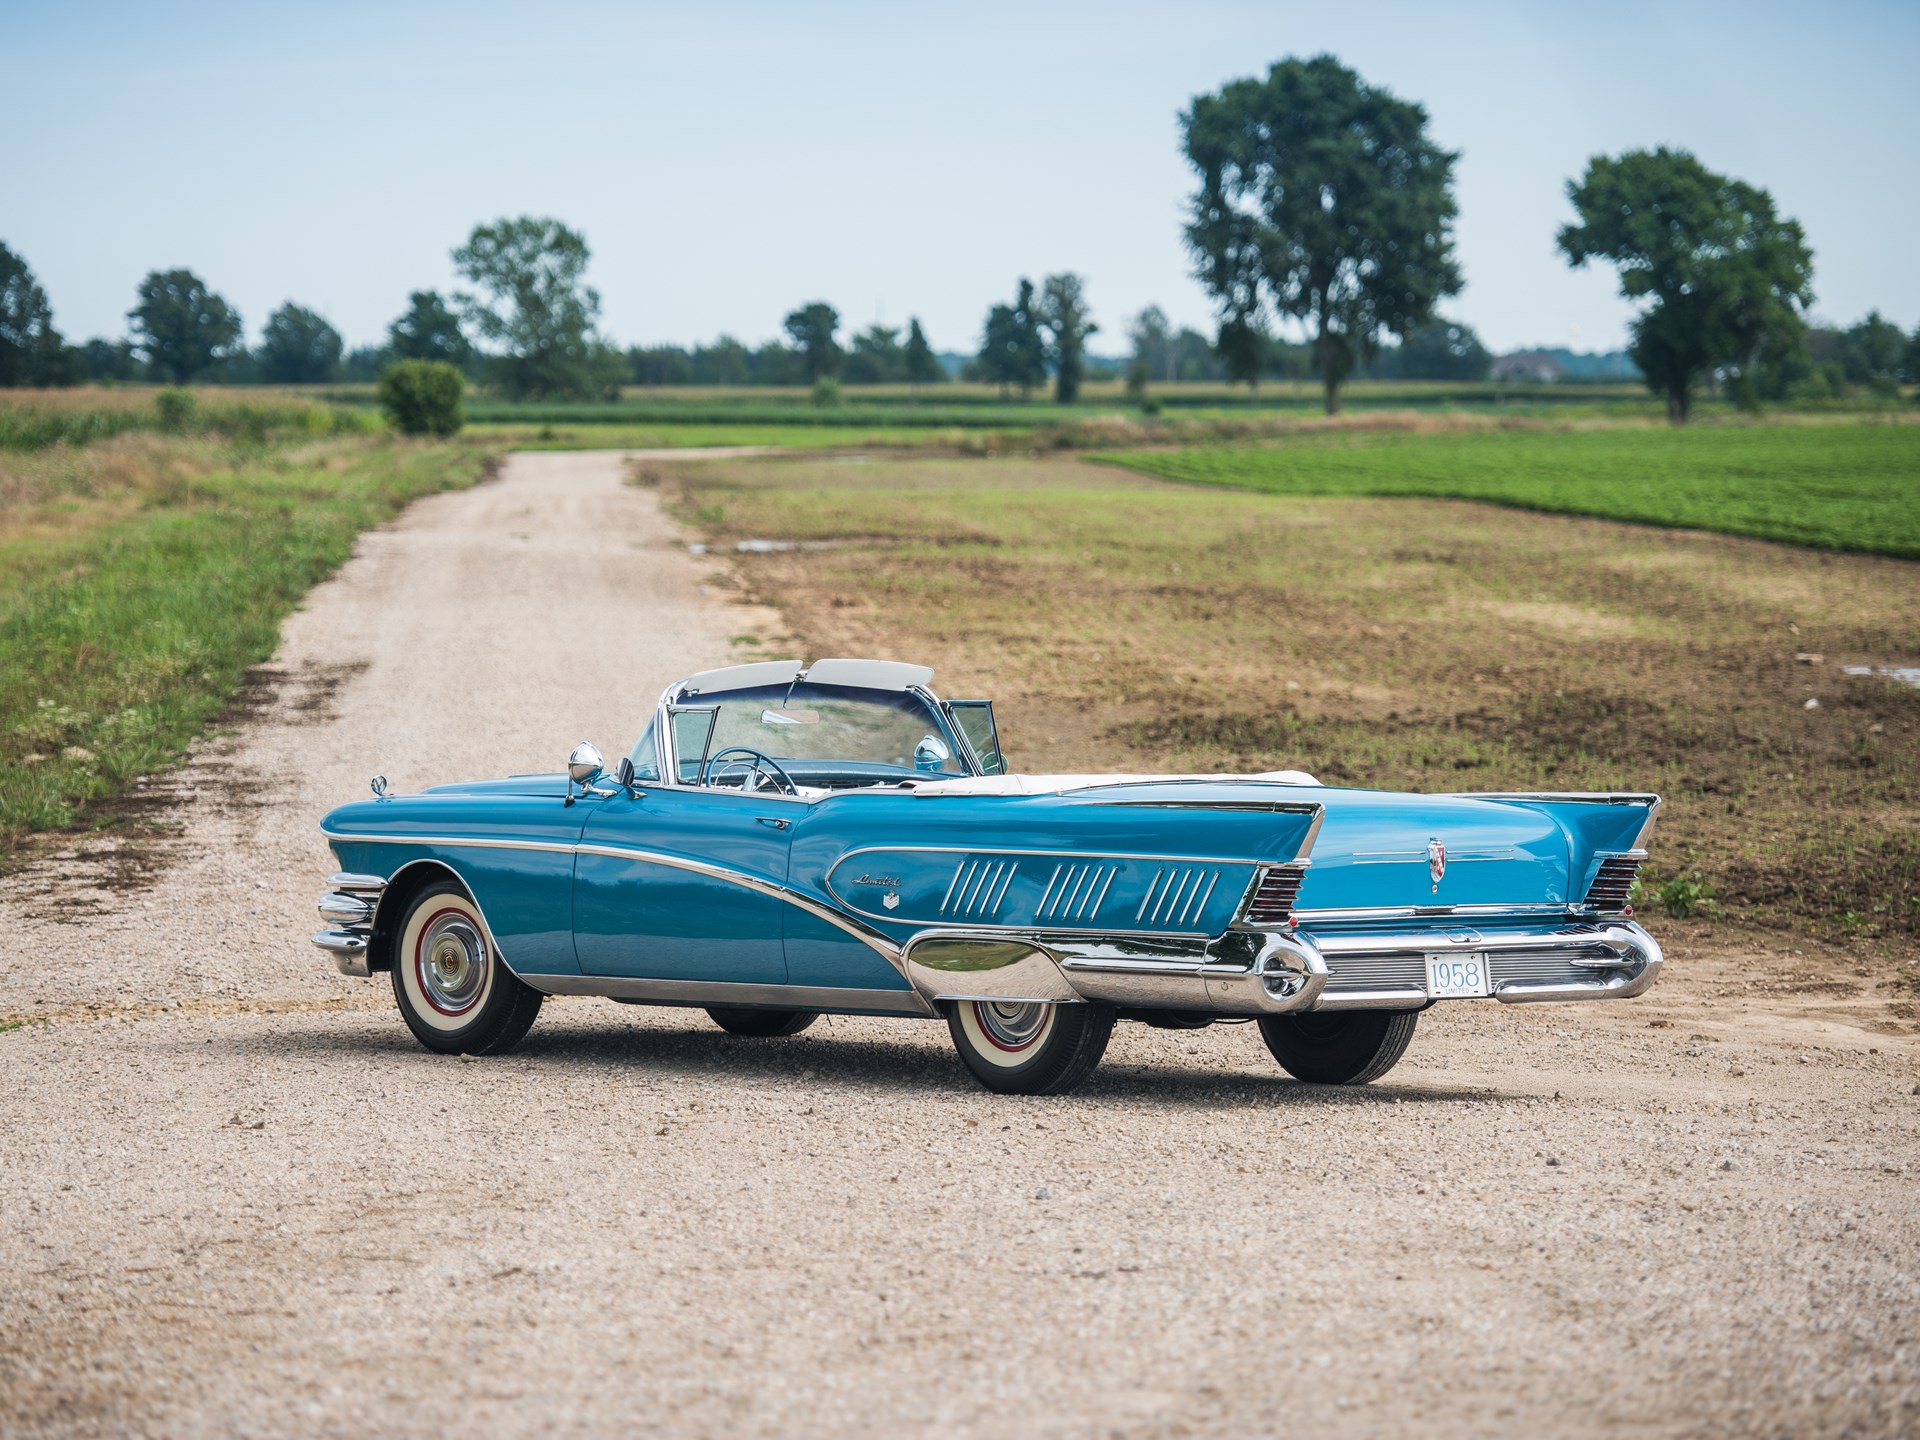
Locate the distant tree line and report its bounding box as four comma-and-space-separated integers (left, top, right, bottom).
4, 53, 1917, 422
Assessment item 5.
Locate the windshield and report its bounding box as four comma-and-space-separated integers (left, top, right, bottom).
628, 681, 970, 787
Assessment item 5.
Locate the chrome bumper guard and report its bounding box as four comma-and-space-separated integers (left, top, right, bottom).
911, 918, 1663, 1016
312, 872, 387, 977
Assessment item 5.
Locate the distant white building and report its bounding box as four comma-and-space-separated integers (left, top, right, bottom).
1493, 351, 1568, 383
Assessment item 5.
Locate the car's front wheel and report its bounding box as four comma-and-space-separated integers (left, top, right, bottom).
706, 1007, 818, 1037
390, 881, 543, 1055
1257, 1010, 1417, 1085
947, 999, 1114, 1095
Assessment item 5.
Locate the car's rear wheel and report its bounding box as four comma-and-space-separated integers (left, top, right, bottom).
1257, 1010, 1417, 1085
947, 999, 1114, 1095
390, 880, 542, 1055
706, 1006, 818, 1037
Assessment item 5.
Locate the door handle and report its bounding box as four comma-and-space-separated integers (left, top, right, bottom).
757, 816, 791, 830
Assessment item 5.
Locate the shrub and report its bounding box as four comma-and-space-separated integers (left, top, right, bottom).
154, 389, 198, 433
810, 376, 843, 408
1653, 873, 1720, 920
378, 359, 465, 436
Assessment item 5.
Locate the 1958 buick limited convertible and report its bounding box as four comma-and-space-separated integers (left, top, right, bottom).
313, 658, 1664, 1095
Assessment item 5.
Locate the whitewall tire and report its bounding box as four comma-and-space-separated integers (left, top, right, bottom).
389, 880, 543, 1055
946, 1000, 1114, 1095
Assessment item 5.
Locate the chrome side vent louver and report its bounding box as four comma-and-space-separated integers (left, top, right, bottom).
1242, 865, 1307, 928
1136, 867, 1223, 928
941, 859, 1017, 919
1037, 864, 1118, 922
1582, 853, 1643, 914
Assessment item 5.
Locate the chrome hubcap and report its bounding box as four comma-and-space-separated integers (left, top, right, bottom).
417, 914, 487, 1015
974, 1000, 1049, 1051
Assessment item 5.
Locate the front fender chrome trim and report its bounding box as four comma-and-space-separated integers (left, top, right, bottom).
572, 842, 904, 964
320, 830, 906, 969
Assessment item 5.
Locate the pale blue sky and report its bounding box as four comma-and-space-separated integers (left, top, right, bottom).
4, 0, 1915, 356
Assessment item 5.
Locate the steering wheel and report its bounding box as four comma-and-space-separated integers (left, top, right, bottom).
701, 746, 800, 796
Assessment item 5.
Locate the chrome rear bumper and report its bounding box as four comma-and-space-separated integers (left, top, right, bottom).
311, 872, 387, 977
905, 918, 1663, 1016
1303, 920, 1663, 1011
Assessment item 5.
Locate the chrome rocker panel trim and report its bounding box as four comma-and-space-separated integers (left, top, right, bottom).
527, 975, 935, 1017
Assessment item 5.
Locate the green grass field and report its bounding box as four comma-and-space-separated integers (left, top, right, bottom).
0, 433, 489, 853
1100, 420, 1920, 558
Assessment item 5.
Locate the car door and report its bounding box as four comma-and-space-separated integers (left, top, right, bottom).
572, 783, 799, 984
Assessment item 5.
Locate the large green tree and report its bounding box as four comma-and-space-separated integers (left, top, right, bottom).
1181, 54, 1462, 414
783, 302, 843, 381
843, 323, 904, 383
1127, 306, 1173, 383
975, 279, 1047, 399
903, 318, 943, 395
128, 269, 242, 384
1378, 316, 1492, 380
453, 217, 609, 400
1841, 310, 1905, 389
1558, 148, 1813, 423
258, 302, 343, 383
1214, 315, 1265, 391
1036, 273, 1097, 403
387, 289, 472, 370
0, 241, 73, 386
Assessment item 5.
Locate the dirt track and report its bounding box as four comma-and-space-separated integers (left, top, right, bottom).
2, 451, 1916, 1438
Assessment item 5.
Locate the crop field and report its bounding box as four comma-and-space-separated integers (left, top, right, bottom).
660, 450, 1920, 959
463, 420, 1042, 453
1102, 419, 1920, 558
0, 417, 488, 856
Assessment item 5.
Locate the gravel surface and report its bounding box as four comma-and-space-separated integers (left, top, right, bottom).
3, 451, 1917, 1437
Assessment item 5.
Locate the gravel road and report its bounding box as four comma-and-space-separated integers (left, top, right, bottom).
3, 451, 1916, 1438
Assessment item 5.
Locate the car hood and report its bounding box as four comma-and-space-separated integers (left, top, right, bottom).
418, 774, 570, 797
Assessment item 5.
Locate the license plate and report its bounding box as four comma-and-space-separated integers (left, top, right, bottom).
1425, 951, 1491, 999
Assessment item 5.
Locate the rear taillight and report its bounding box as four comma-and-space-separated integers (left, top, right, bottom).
1243, 865, 1307, 927
1582, 854, 1642, 914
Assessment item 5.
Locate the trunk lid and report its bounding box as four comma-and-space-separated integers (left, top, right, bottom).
1293, 789, 1573, 911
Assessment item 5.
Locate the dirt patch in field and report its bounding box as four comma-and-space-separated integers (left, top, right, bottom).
666, 453, 1920, 977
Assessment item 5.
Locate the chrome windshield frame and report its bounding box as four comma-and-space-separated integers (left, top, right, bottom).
645, 670, 983, 792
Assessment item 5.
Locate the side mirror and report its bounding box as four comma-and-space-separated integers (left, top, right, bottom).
568, 741, 606, 783
615, 755, 635, 788
914, 734, 951, 772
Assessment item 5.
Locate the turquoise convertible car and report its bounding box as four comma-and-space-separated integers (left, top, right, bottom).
313, 658, 1664, 1095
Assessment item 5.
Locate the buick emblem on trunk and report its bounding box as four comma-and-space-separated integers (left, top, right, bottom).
1427, 838, 1447, 892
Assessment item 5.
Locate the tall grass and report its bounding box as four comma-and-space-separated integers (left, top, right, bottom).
0, 389, 380, 452
0, 432, 489, 852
